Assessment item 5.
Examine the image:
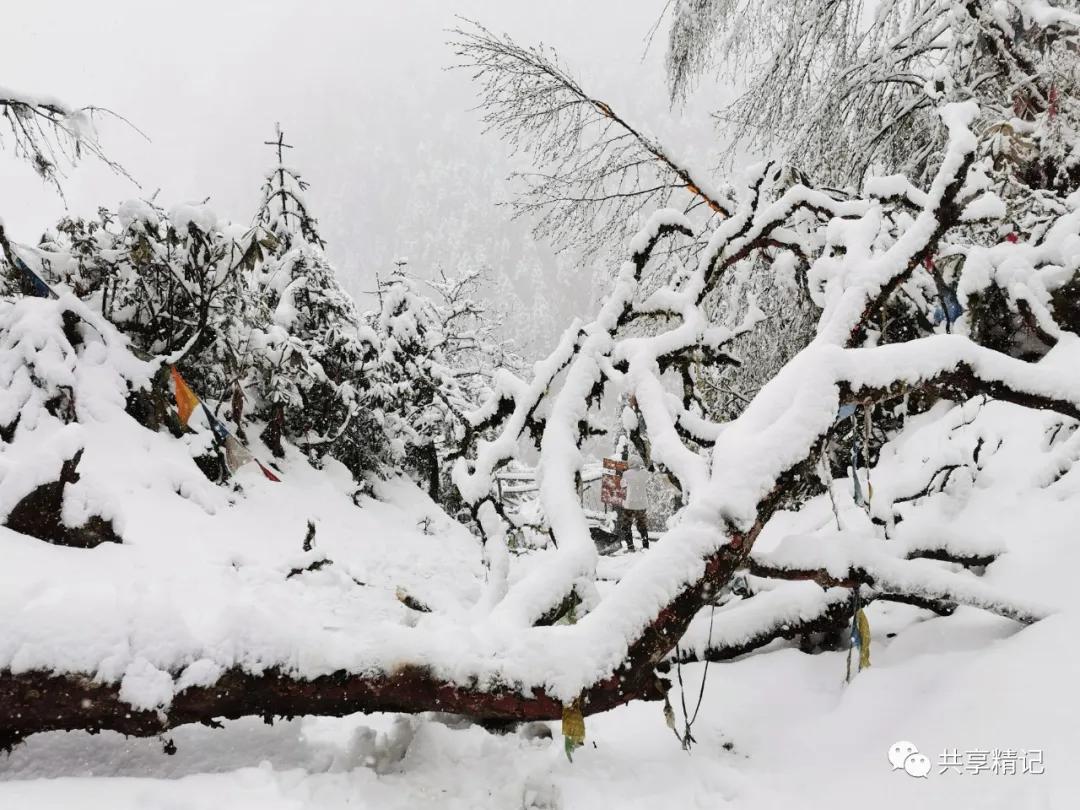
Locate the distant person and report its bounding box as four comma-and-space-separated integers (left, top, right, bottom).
618, 455, 651, 551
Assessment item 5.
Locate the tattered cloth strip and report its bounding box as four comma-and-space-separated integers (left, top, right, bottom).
925, 254, 963, 328
846, 590, 872, 682
170, 366, 200, 427
202, 403, 281, 482
562, 698, 586, 762
935, 288, 964, 327
856, 609, 871, 671
862, 404, 874, 507
194, 397, 282, 482
201, 402, 231, 445
850, 417, 865, 507
10, 262, 278, 483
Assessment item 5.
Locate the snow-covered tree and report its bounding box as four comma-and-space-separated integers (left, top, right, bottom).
452, 21, 733, 263
447, 100, 1074, 696
28, 200, 262, 401
450, 22, 807, 423
665, 0, 1080, 197
455, 5, 1080, 422
423, 265, 522, 406
5, 17, 1080, 760
254, 124, 325, 250
248, 127, 383, 472
368, 261, 479, 500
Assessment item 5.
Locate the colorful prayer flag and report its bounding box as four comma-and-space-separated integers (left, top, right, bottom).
851, 433, 865, 507
224, 434, 254, 474
200, 402, 231, 444
169, 380, 283, 484
171, 366, 200, 427
561, 698, 586, 762
855, 608, 871, 670
836, 403, 857, 421
255, 459, 282, 482
200, 401, 282, 482
14, 256, 57, 299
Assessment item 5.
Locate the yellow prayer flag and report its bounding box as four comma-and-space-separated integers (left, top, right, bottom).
562, 697, 585, 761
856, 609, 871, 670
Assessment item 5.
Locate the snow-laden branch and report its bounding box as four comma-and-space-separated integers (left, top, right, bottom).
672, 582, 853, 664
812, 103, 983, 346
453, 104, 1077, 691
451, 20, 731, 256
749, 530, 1050, 626
467, 211, 696, 625
0, 84, 134, 191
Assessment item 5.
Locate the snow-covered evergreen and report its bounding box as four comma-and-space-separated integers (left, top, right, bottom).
368, 261, 482, 500
247, 128, 383, 470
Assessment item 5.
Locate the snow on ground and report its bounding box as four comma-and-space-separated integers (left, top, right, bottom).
0, 296, 489, 700
4, 395, 1080, 808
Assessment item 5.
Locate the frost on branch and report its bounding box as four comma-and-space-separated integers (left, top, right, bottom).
0, 84, 132, 191
665, 0, 1080, 195
451, 20, 732, 259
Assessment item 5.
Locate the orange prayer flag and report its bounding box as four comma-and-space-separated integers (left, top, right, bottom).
170, 366, 200, 427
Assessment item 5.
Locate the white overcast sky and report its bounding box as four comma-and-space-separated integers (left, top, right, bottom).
2, 1, 727, 343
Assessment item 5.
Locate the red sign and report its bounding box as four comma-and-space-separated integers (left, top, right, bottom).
601, 458, 628, 506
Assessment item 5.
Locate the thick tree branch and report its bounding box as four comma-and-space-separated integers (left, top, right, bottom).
0, 661, 667, 751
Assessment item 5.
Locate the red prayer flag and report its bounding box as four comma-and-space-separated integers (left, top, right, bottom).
256, 459, 282, 482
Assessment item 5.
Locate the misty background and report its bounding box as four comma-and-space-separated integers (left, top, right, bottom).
2, 1, 729, 356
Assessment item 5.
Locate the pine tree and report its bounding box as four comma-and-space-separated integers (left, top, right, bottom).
255, 124, 325, 250
249, 127, 385, 474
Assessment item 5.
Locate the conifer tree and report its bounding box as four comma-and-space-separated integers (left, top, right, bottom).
369, 260, 476, 500
249, 126, 382, 472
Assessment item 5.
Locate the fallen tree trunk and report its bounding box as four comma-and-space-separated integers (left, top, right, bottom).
0, 663, 663, 751
0, 530, 754, 749
0, 471, 765, 749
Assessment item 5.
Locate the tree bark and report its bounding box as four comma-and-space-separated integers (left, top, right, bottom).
0, 661, 668, 751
